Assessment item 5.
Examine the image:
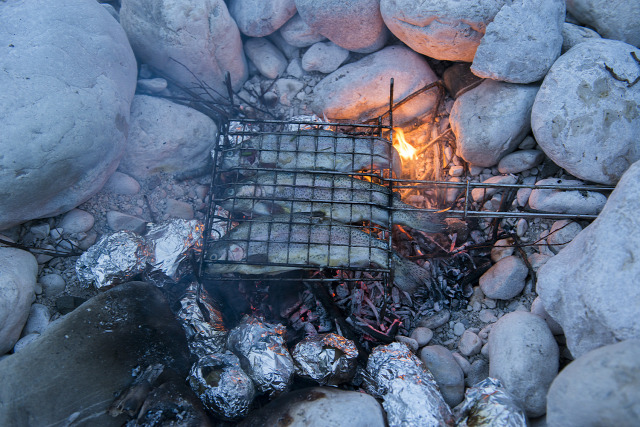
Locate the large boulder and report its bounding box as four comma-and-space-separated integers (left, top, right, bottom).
531, 39, 640, 184
294, 0, 388, 53
537, 160, 640, 358
471, 0, 564, 83
566, 0, 640, 47
450, 79, 539, 167
0, 282, 190, 426
311, 46, 439, 125
120, 0, 247, 95
0, 0, 137, 230
117, 95, 218, 180
229, 0, 297, 37
546, 340, 640, 427
380, 0, 510, 62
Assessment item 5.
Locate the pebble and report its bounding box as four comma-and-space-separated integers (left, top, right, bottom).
480, 342, 490, 357
484, 298, 496, 309
13, 333, 40, 353
518, 135, 537, 150
395, 335, 419, 353
20, 304, 50, 337
103, 171, 141, 195
453, 322, 466, 336
106, 211, 147, 234
274, 78, 305, 106
451, 352, 471, 375
468, 165, 483, 176
286, 57, 304, 79
465, 359, 489, 388
490, 237, 515, 262
418, 310, 450, 330
530, 297, 563, 335
546, 220, 582, 254
419, 345, 465, 407
516, 176, 537, 207
516, 218, 528, 237
478, 309, 498, 324
449, 165, 464, 177
301, 41, 349, 74
136, 77, 167, 93
479, 256, 529, 300
527, 253, 552, 272
59, 209, 95, 235
458, 330, 483, 356
529, 178, 608, 215
279, 13, 327, 48
497, 150, 545, 174
471, 175, 518, 203
244, 37, 287, 79
410, 327, 433, 347
29, 223, 50, 240
164, 199, 194, 220
267, 31, 300, 60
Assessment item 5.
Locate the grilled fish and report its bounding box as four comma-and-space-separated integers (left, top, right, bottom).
219, 171, 444, 233
220, 131, 402, 177
205, 214, 432, 293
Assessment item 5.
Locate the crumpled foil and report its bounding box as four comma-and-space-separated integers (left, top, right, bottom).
227, 315, 294, 396
292, 333, 358, 385
76, 231, 150, 290
365, 342, 454, 427
455, 378, 528, 427
145, 219, 203, 280
188, 352, 255, 420
176, 281, 227, 358
285, 114, 331, 131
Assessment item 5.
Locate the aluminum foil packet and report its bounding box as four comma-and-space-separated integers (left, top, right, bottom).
176, 281, 227, 358
76, 231, 150, 290
145, 219, 204, 280
285, 114, 332, 131
365, 342, 454, 427
227, 315, 295, 396
292, 333, 358, 385
455, 378, 528, 427
188, 352, 255, 420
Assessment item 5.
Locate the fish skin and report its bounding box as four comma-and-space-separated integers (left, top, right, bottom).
219, 171, 444, 233
220, 131, 402, 177
205, 214, 432, 293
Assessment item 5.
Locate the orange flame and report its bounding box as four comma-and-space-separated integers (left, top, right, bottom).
393, 128, 417, 160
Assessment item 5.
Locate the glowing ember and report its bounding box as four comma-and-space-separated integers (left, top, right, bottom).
393, 128, 417, 160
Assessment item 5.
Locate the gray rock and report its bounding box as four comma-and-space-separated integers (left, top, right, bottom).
531, 39, 640, 184
498, 150, 545, 174
103, 171, 141, 195
453, 322, 466, 336
466, 359, 489, 387
479, 309, 498, 323
419, 310, 450, 330
0, 282, 190, 426
229, 0, 296, 37
546, 220, 582, 254
13, 333, 40, 353
275, 78, 305, 106
59, 209, 95, 234
302, 42, 350, 74
471, 175, 518, 203
0, 0, 137, 230
527, 253, 552, 272
164, 199, 194, 220
546, 340, 640, 427
566, 0, 640, 47
530, 297, 563, 335
458, 330, 483, 356
451, 80, 539, 167
396, 336, 419, 352
40, 274, 66, 298
516, 175, 537, 207
312, 46, 439, 125
106, 211, 147, 234
286, 58, 304, 79
118, 95, 218, 180
489, 311, 559, 418
120, 0, 247, 95
410, 327, 433, 347
537, 161, 640, 358
480, 256, 529, 300
420, 345, 465, 407
244, 37, 288, 79
295, 0, 388, 53
239, 387, 385, 427
561, 22, 601, 53
528, 178, 608, 215
451, 352, 471, 374
20, 304, 50, 337
0, 248, 37, 354
380, 0, 509, 61
279, 13, 327, 47
471, 0, 564, 83
268, 31, 301, 60
519, 135, 537, 150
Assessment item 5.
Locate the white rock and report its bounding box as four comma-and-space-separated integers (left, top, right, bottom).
449, 166, 464, 177
453, 322, 466, 336
537, 161, 640, 358
20, 304, 50, 337
531, 39, 640, 184
136, 78, 167, 93
458, 330, 483, 356
546, 220, 582, 254
118, 95, 218, 180
561, 22, 601, 53
244, 38, 288, 79
530, 297, 563, 335
516, 176, 537, 206
103, 172, 141, 195
528, 178, 608, 215
479, 309, 498, 323
311, 46, 439, 125
0, 248, 37, 354
491, 238, 515, 263
40, 274, 66, 298
546, 340, 640, 427
527, 253, 552, 272
228, 0, 296, 37
489, 311, 559, 418
566, 0, 640, 47
480, 256, 528, 300
295, 0, 388, 53
471, 0, 564, 84
106, 211, 147, 234
280, 13, 327, 47
516, 218, 528, 237
120, 0, 247, 95
302, 42, 349, 74
410, 327, 433, 347
419, 345, 465, 407
471, 175, 518, 203
451, 80, 539, 167
0, 0, 137, 230
59, 209, 95, 235
497, 150, 545, 174
380, 0, 510, 62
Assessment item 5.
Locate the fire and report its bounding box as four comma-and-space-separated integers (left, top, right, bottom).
392, 128, 417, 160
